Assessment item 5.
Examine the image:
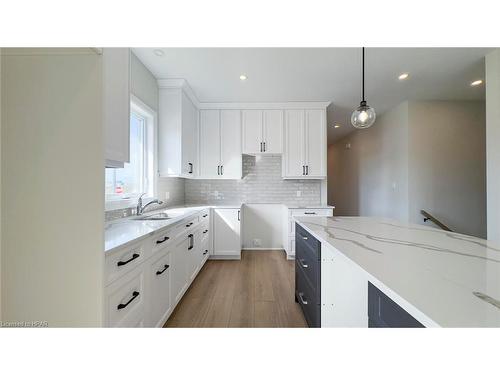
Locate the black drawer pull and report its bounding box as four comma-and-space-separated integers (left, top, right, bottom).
185, 222, 193, 227
298, 292, 308, 305
117, 291, 139, 310
203, 250, 208, 255
203, 229, 208, 234
156, 264, 170, 275
117, 253, 139, 267
188, 246, 193, 250
188, 234, 194, 250
188, 162, 193, 174
304, 212, 316, 215
202, 214, 208, 218
156, 236, 169, 244
298, 258, 309, 268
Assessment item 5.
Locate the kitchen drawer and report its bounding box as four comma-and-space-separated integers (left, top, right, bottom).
295, 264, 321, 327
295, 243, 320, 291
151, 228, 173, 254
172, 214, 199, 238
296, 224, 320, 260
368, 282, 424, 328
199, 210, 209, 223
200, 236, 210, 262
106, 266, 145, 327
150, 250, 172, 327
105, 240, 150, 286
290, 208, 333, 218
200, 224, 210, 242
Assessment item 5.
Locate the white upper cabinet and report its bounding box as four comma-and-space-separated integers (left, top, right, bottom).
220, 110, 242, 178
242, 109, 283, 154
199, 110, 221, 179
158, 87, 198, 178
199, 109, 242, 179
103, 48, 131, 168
283, 109, 326, 179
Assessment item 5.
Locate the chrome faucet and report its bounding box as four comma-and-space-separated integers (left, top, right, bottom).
136, 193, 164, 216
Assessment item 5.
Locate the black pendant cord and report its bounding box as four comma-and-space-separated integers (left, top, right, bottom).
362, 47, 365, 103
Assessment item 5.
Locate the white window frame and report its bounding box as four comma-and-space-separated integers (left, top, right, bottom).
105, 95, 158, 211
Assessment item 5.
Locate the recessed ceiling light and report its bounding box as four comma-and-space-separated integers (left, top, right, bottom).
398, 73, 409, 80
239, 74, 248, 81
470, 79, 483, 86
334, 124, 341, 128
154, 49, 164, 57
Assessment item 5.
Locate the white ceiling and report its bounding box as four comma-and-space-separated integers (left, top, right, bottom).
133, 48, 490, 144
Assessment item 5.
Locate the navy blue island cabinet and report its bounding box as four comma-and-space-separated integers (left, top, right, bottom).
368, 282, 425, 328
295, 223, 321, 327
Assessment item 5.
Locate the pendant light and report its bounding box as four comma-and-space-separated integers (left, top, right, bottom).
351, 47, 376, 129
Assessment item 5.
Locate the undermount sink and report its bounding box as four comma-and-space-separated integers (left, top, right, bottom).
132, 212, 172, 221
132, 210, 185, 221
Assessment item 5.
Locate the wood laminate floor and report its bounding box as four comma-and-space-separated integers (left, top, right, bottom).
164, 250, 307, 328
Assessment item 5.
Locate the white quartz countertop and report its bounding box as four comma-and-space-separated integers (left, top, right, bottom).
104, 204, 241, 252
294, 216, 500, 327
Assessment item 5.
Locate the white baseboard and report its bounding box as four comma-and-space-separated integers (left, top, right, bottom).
242, 247, 284, 251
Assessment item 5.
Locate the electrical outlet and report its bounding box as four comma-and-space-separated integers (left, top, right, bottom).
296, 191, 302, 197
164, 191, 170, 200
253, 239, 262, 247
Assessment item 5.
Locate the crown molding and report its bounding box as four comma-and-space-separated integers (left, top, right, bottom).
157, 78, 200, 107
197, 101, 331, 110
157, 78, 331, 110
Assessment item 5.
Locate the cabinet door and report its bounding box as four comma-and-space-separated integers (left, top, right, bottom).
213, 209, 241, 257
305, 109, 326, 177
263, 110, 283, 154
283, 110, 305, 177
181, 92, 198, 176
242, 109, 263, 154
149, 251, 171, 327
199, 110, 221, 178
103, 48, 130, 167
187, 230, 201, 282
171, 237, 189, 305
220, 110, 242, 179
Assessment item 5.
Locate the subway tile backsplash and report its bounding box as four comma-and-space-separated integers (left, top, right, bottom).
185, 155, 321, 206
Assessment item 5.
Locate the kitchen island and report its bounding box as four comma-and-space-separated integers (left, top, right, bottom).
294, 216, 500, 327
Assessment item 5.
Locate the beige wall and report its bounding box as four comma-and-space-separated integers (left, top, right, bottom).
328, 100, 486, 238
328, 102, 409, 221
486, 50, 500, 243
1, 49, 104, 326
408, 101, 486, 238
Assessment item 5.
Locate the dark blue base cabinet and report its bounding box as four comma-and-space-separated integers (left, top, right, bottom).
295, 224, 321, 327
368, 283, 424, 328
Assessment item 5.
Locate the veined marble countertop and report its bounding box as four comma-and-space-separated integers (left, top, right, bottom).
294, 216, 500, 327
105, 204, 241, 252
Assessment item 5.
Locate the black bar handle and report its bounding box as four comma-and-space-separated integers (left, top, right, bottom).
117, 291, 139, 310
202, 214, 208, 218
185, 222, 193, 227
304, 212, 316, 215
306, 165, 309, 175
263, 142, 266, 152
237, 210, 240, 221
260, 142, 263, 152
302, 166, 305, 175
217, 165, 220, 175
188, 162, 193, 174
188, 234, 194, 250
203, 229, 208, 234
203, 250, 208, 255
117, 253, 139, 267
156, 236, 169, 244
156, 264, 170, 275
221, 165, 223, 175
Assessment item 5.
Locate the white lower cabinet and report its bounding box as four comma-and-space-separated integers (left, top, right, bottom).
149, 251, 172, 327
105, 209, 211, 327
105, 264, 146, 328
171, 235, 189, 306
212, 208, 241, 258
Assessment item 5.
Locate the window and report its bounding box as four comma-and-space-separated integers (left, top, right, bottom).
105, 99, 156, 203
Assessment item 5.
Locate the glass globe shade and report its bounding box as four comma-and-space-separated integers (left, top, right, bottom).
351, 101, 376, 129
